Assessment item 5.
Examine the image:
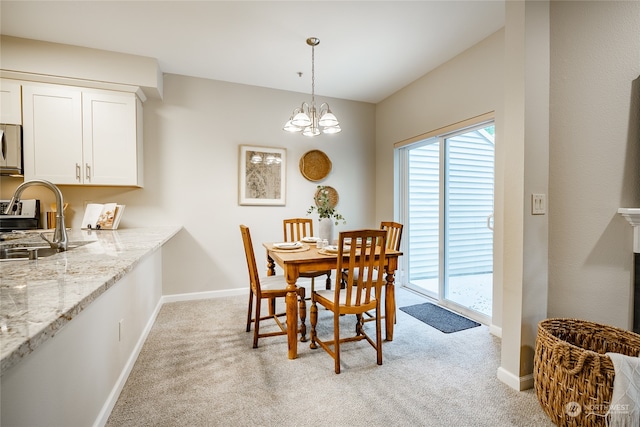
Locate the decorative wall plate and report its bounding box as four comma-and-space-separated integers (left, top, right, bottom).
315, 186, 339, 208
299, 150, 332, 182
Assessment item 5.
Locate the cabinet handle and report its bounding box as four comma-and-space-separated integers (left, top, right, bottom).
76, 163, 81, 180
1, 130, 6, 161
85, 163, 91, 181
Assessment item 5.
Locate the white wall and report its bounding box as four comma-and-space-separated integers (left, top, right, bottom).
548, 1, 640, 326
0, 35, 162, 100
375, 30, 505, 329
140, 74, 376, 295
1, 71, 376, 296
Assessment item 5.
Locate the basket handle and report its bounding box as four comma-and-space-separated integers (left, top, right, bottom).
551, 342, 602, 376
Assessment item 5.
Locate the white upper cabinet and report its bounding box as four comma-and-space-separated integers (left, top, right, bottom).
22, 83, 143, 187
22, 84, 83, 184
82, 91, 142, 186
0, 79, 23, 124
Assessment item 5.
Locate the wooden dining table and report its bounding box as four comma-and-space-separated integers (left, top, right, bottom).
263, 242, 403, 360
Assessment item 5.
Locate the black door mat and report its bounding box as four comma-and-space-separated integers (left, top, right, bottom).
400, 302, 481, 333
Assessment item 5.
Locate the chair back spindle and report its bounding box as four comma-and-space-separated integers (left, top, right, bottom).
283, 218, 314, 242
381, 221, 403, 251
240, 224, 261, 298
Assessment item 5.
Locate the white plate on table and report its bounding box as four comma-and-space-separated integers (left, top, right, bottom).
301, 236, 320, 243
273, 242, 303, 250
320, 245, 351, 255
322, 245, 339, 254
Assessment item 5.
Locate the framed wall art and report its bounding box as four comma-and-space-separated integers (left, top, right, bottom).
238, 145, 286, 206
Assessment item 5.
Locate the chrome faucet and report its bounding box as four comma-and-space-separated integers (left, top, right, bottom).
4, 179, 69, 251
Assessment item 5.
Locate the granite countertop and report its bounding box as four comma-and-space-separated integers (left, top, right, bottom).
0, 226, 182, 375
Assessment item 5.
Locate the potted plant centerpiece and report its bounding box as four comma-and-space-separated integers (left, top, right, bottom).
307, 185, 346, 244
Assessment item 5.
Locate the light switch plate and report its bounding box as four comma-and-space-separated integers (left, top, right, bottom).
532, 194, 546, 215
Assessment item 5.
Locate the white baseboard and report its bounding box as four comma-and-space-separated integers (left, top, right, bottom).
497, 367, 534, 391
489, 324, 502, 338
161, 288, 247, 303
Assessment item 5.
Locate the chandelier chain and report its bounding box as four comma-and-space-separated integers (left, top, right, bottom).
311, 43, 315, 107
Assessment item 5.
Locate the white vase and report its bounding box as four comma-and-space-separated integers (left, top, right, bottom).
318, 218, 334, 244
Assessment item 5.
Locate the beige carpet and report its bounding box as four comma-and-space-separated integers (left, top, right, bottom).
106, 287, 554, 427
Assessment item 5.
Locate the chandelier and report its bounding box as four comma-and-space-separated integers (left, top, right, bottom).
283, 37, 341, 136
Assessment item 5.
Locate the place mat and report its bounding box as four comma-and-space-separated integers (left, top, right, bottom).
318, 248, 338, 256
299, 150, 332, 182
317, 247, 358, 256
400, 302, 480, 333
269, 244, 311, 253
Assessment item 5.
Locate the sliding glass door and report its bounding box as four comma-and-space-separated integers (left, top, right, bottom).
398, 122, 494, 323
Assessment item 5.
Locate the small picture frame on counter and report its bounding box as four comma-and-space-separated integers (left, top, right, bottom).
81, 203, 125, 230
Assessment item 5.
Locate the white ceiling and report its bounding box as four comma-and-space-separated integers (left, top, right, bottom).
0, 1, 505, 104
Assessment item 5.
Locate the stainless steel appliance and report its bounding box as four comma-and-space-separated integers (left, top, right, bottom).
0, 124, 23, 175
0, 199, 41, 231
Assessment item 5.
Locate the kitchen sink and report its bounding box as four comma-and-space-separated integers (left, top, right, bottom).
0, 241, 91, 261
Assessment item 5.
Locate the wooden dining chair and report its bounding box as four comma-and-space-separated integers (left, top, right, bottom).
381, 221, 403, 253
283, 218, 332, 290
310, 229, 387, 374
240, 224, 306, 348
342, 221, 403, 325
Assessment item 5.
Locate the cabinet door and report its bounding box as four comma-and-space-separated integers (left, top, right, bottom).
83, 91, 140, 186
0, 80, 22, 125
22, 84, 83, 184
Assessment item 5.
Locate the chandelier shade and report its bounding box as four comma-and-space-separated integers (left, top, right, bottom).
318, 110, 338, 127
283, 37, 341, 136
291, 107, 312, 127
322, 124, 341, 134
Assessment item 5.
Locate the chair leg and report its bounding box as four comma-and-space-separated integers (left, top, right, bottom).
376, 306, 383, 366
355, 313, 364, 336
253, 298, 261, 348
269, 297, 276, 316
334, 310, 341, 374
325, 272, 331, 290
246, 290, 254, 332
298, 290, 307, 342
310, 300, 318, 349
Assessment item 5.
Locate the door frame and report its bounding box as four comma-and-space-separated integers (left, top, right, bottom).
395, 114, 495, 325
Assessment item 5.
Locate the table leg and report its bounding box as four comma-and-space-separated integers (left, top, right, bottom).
384, 270, 396, 341
285, 274, 299, 359
266, 254, 276, 276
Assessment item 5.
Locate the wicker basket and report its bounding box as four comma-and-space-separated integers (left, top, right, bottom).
534, 318, 640, 426
299, 150, 331, 182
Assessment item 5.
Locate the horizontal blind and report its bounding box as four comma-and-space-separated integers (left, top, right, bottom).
446, 129, 494, 276
407, 125, 494, 281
